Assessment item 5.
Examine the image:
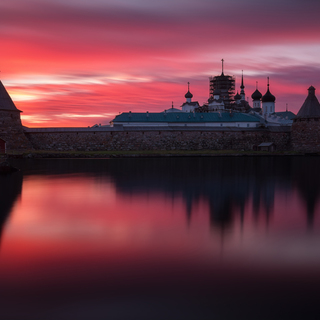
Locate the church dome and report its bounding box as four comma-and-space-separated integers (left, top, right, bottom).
251, 89, 262, 100
234, 92, 241, 100
185, 91, 193, 99
262, 88, 275, 103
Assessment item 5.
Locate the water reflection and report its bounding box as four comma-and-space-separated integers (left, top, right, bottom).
11, 157, 320, 230
1, 157, 320, 320
0, 171, 22, 245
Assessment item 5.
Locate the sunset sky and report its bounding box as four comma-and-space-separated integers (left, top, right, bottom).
1, 0, 320, 127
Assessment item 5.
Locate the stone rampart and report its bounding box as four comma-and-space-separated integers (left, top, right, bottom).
25, 127, 292, 151
291, 119, 320, 152
0, 110, 32, 150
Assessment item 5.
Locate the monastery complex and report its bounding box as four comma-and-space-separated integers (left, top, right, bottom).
1, 63, 320, 153
111, 61, 295, 129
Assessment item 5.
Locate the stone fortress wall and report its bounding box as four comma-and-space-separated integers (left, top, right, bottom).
24, 127, 291, 152
291, 119, 320, 153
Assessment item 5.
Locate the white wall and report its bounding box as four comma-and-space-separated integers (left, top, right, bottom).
262, 101, 275, 115
253, 100, 261, 109
182, 104, 197, 112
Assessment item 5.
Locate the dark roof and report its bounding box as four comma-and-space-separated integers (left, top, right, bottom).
0, 81, 21, 112
113, 112, 260, 123
273, 111, 296, 120
262, 88, 276, 103
185, 91, 193, 99
296, 86, 320, 119
251, 89, 262, 100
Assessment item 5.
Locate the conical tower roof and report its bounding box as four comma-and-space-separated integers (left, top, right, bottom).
0, 81, 21, 112
296, 86, 320, 119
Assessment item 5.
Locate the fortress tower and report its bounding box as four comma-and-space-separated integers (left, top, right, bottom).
0, 81, 32, 151
292, 86, 320, 152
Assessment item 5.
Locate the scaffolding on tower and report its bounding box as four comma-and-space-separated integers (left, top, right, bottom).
209, 60, 235, 108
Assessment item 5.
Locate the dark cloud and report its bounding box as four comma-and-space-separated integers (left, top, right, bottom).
1, 0, 320, 51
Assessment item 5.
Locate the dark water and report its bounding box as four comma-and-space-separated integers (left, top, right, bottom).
1, 157, 320, 319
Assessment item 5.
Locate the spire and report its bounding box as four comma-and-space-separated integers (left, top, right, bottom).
240, 70, 244, 89
256, 81, 258, 90
221, 59, 224, 76
185, 82, 193, 102
172, 101, 174, 109
240, 70, 245, 100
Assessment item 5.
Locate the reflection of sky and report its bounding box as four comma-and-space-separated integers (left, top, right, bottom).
1, 0, 320, 127
2, 163, 320, 277
1, 158, 320, 319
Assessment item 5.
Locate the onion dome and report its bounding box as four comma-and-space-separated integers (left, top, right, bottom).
251, 89, 262, 100
234, 92, 241, 100
262, 78, 275, 103
262, 88, 275, 102
185, 90, 193, 99
296, 86, 320, 119
185, 81, 193, 99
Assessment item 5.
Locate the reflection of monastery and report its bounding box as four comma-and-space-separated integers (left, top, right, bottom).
1, 61, 320, 153
13, 157, 320, 231
112, 61, 296, 128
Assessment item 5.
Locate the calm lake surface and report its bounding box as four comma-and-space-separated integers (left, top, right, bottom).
1, 157, 320, 319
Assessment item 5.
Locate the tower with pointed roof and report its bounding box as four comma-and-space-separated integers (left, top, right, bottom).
209, 59, 235, 108
292, 86, 320, 152
240, 71, 245, 101
261, 77, 276, 116
0, 81, 32, 150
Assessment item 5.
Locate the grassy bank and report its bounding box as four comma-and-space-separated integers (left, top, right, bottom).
2, 149, 306, 158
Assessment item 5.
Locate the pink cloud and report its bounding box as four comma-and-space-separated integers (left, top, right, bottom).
1, 0, 320, 126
